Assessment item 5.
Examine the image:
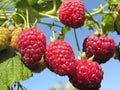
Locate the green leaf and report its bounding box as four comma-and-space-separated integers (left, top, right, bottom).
33, 0, 62, 15
0, 55, 32, 90
0, 0, 20, 10
15, 0, 30, 8
58, 26, 71, 39
101, 14, 114, 34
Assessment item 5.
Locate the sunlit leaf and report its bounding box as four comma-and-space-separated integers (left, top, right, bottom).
33, 0, 62, 15
101, 14, 114, 34
0, 0, 20, 10
0, 55, 32, 90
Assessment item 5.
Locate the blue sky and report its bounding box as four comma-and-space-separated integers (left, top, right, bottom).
21, 0, 120, 90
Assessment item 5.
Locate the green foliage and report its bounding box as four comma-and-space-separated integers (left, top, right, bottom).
101, 14, 114, 34
26, 0, 38, 6
33, 0, 62, 15
0, 55, 32, 90
0, 0, 20, 10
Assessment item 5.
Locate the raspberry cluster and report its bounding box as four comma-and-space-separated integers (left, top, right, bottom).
4, 0, 117, 90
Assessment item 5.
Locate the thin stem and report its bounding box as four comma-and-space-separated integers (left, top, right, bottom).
1, 12, 16, 26
86, 10, 102, 34
50, 23, 56, 42
39, 12, 59, 20
40, 21, 63, 28
86, 3, 109, 17
26, 9, 30, 28
73, 29, 81, 54
16, 13, 27, 28
45, 0, 57, 15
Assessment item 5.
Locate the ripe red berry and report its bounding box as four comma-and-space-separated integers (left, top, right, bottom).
45, 40, 75, 76
17, 28, 46, 66
117, 4, 120, 14
83, 35, 116, 64
68, 60, 104, 90
58, 0, 85, 28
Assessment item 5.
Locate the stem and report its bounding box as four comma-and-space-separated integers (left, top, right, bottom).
18, 82, 26, 90
40, 21, 63, 28
1, 12, 16, 26
38, 12, 59, 20
86, 10, 102, 34
73, 29, 81, 55
16, 13, 27, 28
45, 0, 57, 15
50, 23, 56, 42
86, 3, 109, 17
26, 9, 30, 28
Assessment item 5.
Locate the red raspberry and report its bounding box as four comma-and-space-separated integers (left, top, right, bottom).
117, 4, 120, 14
83, 35, 116, 64
45, 40, 75, 76
17, 28, 46, 66
68, 60, 104, 90
58, 0, 85, 28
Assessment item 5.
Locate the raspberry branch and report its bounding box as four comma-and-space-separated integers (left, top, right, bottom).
86, 3, 109, 17
45, 0, 57, 15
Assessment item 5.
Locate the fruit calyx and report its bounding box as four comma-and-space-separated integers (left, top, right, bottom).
78, 52, 94, 61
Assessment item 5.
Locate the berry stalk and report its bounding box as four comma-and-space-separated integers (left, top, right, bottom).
73, 29, 81, 56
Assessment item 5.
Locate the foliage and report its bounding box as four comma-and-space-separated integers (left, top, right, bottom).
0, 54, 32, 90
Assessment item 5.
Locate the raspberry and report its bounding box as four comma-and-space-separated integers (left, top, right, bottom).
10, 27, 23, 50
0, 27, 11, 51
58, 0, 85, 28
68, 60, 104, 90
45, 40, 75, 76
17, 28, 46, 66
83, 34, 116, 64
117, 3, 120, 14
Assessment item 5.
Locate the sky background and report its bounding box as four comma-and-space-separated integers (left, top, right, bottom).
20, 0, 120, 90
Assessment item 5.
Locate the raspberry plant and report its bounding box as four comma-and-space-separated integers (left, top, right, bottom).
0, 0, 120, 90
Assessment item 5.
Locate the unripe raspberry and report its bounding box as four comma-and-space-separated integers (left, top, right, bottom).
0, 27, 11, 51
10, 27, 23, 50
